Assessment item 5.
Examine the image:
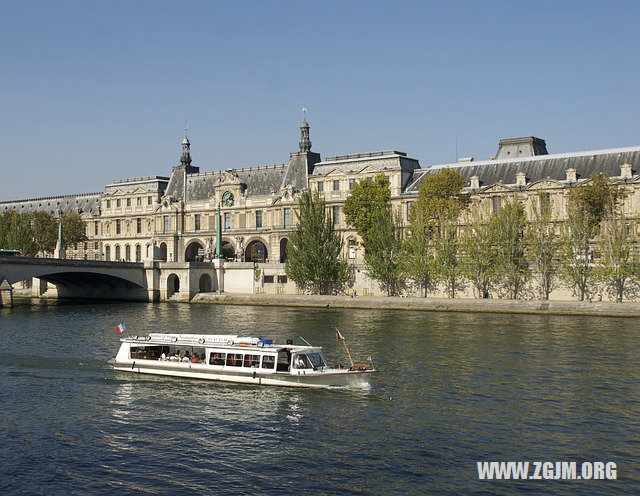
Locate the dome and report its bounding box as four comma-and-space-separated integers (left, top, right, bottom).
182, 137, 190, 145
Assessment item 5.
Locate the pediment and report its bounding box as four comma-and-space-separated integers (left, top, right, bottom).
324, 168, 344, 177
527, 179, 563, 190
356, 165, 382, 175
480, 183, 515, 194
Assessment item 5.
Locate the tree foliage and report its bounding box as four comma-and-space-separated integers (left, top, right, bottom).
561, 175, 616, 300
527, 192, 560, 300
400, 214, 434, 297
461, 212, 497, 299
31, 211, 58, 255
62, 212, 87, 248
415, 168, 469, 221
0, 211, 38, 255
285, 190, 349, 294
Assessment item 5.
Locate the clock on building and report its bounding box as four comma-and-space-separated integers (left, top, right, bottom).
222, 191, 234, 207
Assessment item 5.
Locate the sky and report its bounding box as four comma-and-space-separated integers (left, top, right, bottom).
1, 0, 640, 201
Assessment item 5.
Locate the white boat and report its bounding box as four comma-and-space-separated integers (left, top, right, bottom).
108, 333, 377, 388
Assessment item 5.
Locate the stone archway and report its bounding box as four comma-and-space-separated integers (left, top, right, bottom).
279, 238, 288, 263
199, 273, 213, 293
167, 274, 180, 298
185, 240, 204, 262
245, 240, 268, 263
159, 243, 168, 262
221, 241, 235, 260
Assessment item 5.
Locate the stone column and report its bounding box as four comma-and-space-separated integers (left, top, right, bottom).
0, 278, 13, 308
32, 277, 48, 297
213, 258, 225, 293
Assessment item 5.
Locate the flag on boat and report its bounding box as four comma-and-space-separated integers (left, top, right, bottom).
336, 329, 345, 342
116, 323, 126, 334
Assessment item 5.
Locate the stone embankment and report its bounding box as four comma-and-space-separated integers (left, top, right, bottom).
191, 292, 640, 317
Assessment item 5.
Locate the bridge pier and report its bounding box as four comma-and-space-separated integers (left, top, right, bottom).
32, 277, 49, 297
0, 277, 13, 308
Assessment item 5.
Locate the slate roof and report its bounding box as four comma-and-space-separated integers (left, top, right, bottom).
404, 145, 640, 194
312, 150, 420, 176
0, 193, 102, 215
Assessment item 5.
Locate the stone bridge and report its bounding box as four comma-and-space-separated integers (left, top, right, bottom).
0, 256, 230, 307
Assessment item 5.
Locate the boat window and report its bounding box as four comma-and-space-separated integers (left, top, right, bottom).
294, 354, 310, 369
243, 354, 260, 368
226, 353, 243, 367
276, 351, 291, 372
162, 347, 206, 363
130, 346, 167, 360
306, 353, 326, 370
261, 355, 276, 369
209, 352, 226, 366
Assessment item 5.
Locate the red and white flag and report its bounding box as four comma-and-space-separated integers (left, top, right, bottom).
116, 323, 126, 334
336, 329, 345, 342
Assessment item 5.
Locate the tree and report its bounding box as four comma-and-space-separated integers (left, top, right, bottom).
527, 192, 560, 300
490, 199, 529, 299
431, 208, 465, 298
595, 201, 637, 302
400, 214, 435, 297
0, 211, 38, 255
285, 190, 349, 294
461, 212, 497, 299
31, 211, 58, 256
344, 174, 403, 295
561, 174, 616, 300
62, 212, 87, 249
415, 168, 470, 220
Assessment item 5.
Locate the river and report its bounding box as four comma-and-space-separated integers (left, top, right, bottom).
1, 300, 638, 495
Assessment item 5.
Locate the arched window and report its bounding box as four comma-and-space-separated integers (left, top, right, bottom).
135, 244, 141, 262
105, 245, 111, 261
279, 238, 288, 263
125, 245, 131, 262
115, 245, 121, 261
245, 240, 268, 263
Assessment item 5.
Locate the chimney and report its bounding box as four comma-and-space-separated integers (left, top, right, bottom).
565, 168, 577, 183
470, 175, 480, 189
516, 171, 527, 187
620, 163, 633, 179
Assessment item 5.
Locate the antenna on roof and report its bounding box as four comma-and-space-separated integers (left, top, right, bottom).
301, 105, 308, 120
185, 121, 189, 138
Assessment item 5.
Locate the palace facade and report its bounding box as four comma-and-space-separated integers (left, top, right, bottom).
2, 121, 640, 296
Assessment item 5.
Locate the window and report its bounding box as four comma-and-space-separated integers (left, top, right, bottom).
94, 221, 99, 235
135, 244, 141, 262
136, 218, 142, 234
116, 219, 121, 235
492, 196, 502, 213
163, 216, 169, 233
136, 197, 142, 206
115, 245, 121, 260
125, 245, 131, 261
243, 355, 260, 368
332, 206, 340, 225
406, 202, 415, 221
116, 199, 121, 208
264, 275, 274, 283
126, 198, 131, 207
224, 212, 231, 230
349, 178, 356, 190
226, 353, 243, 367
283, 208, 291, 229
256, 210, 262, 228
277, 275, 287, 284
348, 239, 357, 259
105, 245, 111, 261
106, 200, 111, 208
83, 242, 87, 250
317, 181, 324, 192
261, 355, 276, 369
94, 242, 99, 250
209, 352, 226, 366
194, 214, 201, 231
333, 180, 340, 191
147, 196, 152, 205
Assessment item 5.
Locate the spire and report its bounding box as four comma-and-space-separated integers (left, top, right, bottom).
299, 118, 311, 153
180, 137, 192, 166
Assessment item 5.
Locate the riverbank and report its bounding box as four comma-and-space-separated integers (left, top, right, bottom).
190, 292, 640, 317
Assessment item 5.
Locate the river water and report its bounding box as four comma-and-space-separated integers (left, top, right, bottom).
0, 300, 638, 495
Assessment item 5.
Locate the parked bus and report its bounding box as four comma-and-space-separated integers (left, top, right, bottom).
0, 249, 21, 257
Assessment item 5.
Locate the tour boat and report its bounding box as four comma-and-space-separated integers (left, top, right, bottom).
108, 333, 377, 388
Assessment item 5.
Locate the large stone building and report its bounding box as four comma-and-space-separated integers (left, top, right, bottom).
2, 121, 640, 297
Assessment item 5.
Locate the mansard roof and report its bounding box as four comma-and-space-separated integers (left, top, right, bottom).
0, 192, 102, 215
312, 150, 420, 176
404, 145, 640, 194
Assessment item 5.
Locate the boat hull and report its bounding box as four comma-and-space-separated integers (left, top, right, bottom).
109, 360, 375, 389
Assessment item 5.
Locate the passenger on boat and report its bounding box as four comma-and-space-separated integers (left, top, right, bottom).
295, 355, 308, 369
160, 352, 166, 361
181, 355, 190, 363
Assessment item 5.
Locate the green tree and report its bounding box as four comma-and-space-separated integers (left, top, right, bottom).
461, 213, 497, 299
431, 208, 465, 298
31, 211, 58, 256
400, 214, 435, 297
527, 192, 560, 300
490, 199, 529, 299
344, 174, 404, 295
62, 212, 87, 249
285, 190, 349, 294
595, 202, 637, 302
0, 211, 38, 255
415, 168, 469, 221
561, 174, 616, 300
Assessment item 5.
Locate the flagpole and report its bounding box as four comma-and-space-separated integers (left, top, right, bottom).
335, 327, 354, 368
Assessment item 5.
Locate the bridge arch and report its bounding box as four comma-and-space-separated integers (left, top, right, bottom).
199, 273, 212, 293
167, 273, 180, 298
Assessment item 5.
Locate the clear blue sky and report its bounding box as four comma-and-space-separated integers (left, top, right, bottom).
2, 0, 639, 200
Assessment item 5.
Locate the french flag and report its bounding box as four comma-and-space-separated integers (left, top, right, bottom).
116, 323, 126, 334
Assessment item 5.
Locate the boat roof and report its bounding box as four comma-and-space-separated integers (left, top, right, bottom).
121, 333, 319, 352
